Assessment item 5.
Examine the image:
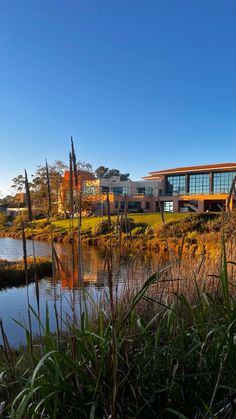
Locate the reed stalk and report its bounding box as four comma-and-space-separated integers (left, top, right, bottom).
25, 169, 42, 342
21, 220, 33, 355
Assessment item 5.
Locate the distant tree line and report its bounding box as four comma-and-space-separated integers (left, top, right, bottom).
94, 166, 130, 181
6, 160, 130, 216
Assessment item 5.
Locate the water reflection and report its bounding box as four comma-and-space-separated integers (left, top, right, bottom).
0, 238, 157, 346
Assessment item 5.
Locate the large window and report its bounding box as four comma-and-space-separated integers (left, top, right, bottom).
101, 186, 109, 193
189, 174, 209, 194
166, 176, 185, 195
137, 187, 153, 196
163, 201, 173, 212
111, 187, 128, 195
213, 172, 236, 193
83, 185, 97, 195
127, 201, 141, 210
137, 187, 145, 195
115, 201, 141, 210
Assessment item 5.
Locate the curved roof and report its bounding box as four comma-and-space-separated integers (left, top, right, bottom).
143, 163, 236, 179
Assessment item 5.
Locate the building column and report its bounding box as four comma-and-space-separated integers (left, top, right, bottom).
185, 174, 189, 193
209, 172, 213, 193
198, 200, 204, 212
164, 177, 168, 194
173, 198, 179, 212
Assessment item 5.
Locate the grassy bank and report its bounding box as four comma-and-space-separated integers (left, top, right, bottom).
0, 257, 52, 289
52, 211, 186, 230
0, 212, 227, 253
0, 212, 186, 240
1, 241, 236, 418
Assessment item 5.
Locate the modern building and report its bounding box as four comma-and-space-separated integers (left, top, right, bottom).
59, 172, 161, 214
83, 176, 161, 213
143, 163, 236, 212
59, 163, 236, 214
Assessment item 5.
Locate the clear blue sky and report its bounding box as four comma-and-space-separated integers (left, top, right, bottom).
0, 0, 235, 195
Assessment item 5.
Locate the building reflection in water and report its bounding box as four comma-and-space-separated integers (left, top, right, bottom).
50, 243, 156, 291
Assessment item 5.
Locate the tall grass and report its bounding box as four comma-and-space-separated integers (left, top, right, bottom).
0, 238, 235, 418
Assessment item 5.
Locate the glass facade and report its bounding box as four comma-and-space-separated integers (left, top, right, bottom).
189, 174, 209, 194
112, 186, 128, 195
166, 176, 185, 195
163, 201, 173, 212
137, 187, 145, 194
137, 187, 153, 196
115, 201, 141, 210
101, 186, 109, 193
127, 201, 141, 210
213, 172, 236, 193
145, 187, 153, 196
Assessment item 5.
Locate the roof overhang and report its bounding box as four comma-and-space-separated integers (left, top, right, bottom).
144, 163, 236, 179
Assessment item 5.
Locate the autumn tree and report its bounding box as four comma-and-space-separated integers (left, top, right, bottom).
31, 160, 68, 215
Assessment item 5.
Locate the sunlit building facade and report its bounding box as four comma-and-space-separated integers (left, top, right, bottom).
59, 163, 236, 214
59, 173, 160, 214
143, 163, 236, 212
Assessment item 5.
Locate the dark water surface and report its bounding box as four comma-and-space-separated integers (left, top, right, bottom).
0, 238, 157, 346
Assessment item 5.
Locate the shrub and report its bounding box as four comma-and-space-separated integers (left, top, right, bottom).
144, 225, 154, 236
186, 230, 198, 244
33, 213, 46, 220
155, 212, 220, 238
37, 220, 51, 229
13, 211, 29, 228
0, 212, 7, 227
81, 227, 92, 236
131, 226, 146, 236
92, 220, 114, 235
119, 218, 135, 233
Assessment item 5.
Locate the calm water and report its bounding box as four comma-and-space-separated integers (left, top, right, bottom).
0, 238, 156, 346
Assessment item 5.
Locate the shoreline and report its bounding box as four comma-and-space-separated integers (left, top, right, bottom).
0, 257, 52, 289
0, 224, 222, 258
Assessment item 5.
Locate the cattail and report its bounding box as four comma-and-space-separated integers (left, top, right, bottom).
106, 192, 111, 232
25, 170, 40, 322
21, 220, 33, 354
157, 197, 165, 225
70, 138, 83, 286
71, 136, 78, 189
45, 159, 52, 216
24, 169, 33, 221
69, 152, 74, 216
22, 221, 27, 272
0, 319, 15, 376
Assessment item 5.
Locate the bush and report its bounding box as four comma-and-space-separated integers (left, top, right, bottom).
0, 212, 7, 227
155, 212, 220, 238
131, 226, 146, 236
119, 218, 135, 233
33, 213, 46, 220
117, 219, 148, 234
81, 227, 92, 236
145, 226, 154, 236
37, 220, 51, 229
92, 220, 114, 235
13, 211, 29, 228
186, 230, 198, 244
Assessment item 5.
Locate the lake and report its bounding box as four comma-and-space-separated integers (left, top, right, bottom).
0, 238, 158, 346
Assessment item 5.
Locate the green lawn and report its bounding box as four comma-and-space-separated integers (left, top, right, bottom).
52, 212, 187, 232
